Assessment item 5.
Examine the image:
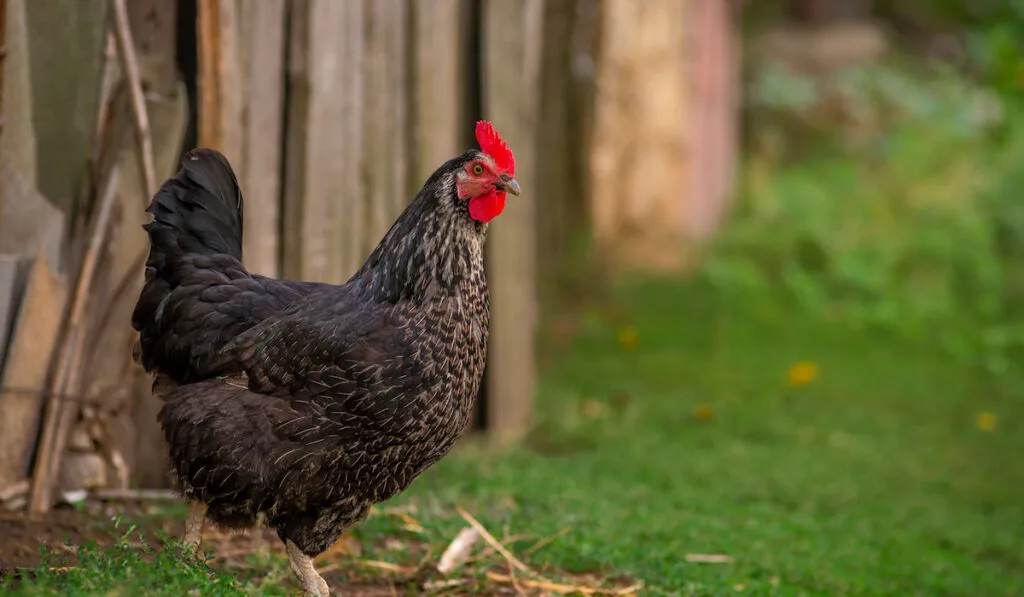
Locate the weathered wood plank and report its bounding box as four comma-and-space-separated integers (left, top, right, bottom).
94, 85, 188, 489
0, 164, 66, 275
0, 256, 25, 375
283, 0, 365, 283
125, 0, 178, 96
281, 0, 310, 281
482, 0, 543, 445
198, 0, 242, 162
1, 0, 39, 219
0, 251, 68, 488
1, 0, 6, 105
237, 0, 286, 277
412, 0, 464, 187
71, 0, 187, 490
365, 0, 411, 252
23, 0, 108, 215
337, 0, 367, 278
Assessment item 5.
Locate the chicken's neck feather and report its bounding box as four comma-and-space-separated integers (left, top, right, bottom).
352, 171, 487, 305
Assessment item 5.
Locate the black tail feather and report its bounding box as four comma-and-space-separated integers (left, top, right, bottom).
131, 149, 249, 376
144, 148, 244, 263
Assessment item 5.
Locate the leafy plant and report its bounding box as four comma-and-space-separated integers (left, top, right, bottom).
709, 60, 1024, 380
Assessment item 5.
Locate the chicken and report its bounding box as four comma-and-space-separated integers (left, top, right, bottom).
130, 121, 519, 596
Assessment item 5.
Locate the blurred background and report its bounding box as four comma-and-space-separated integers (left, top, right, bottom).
1, 0, 1023, 595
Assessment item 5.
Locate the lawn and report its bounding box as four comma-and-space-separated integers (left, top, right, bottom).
3, 276, 1023, 596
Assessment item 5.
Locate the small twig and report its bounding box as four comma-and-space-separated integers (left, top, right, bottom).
357, 560, 415, 575
423, 577, 474, 591
436, 527, 480, 575
456, 507, 530, 596
110, 0, 157, 199
28, 164, 123, 514
470, 532, 531, 563
685, 553, 733, 564
456, 507, 531, 575
523, 526, 572, 556
316, 562, 342, 575
486, 572, 644, 596
89, 488, 180, 501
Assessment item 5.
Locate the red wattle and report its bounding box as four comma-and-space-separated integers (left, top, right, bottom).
469, 192, 506, 223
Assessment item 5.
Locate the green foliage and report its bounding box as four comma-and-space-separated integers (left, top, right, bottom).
892, 0, 1024, 100
711, 60, 1024, 378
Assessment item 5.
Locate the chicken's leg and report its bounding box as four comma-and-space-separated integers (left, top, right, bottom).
286, 540, 331, 597
253, 512, 269, 561
183, 501, 207, 552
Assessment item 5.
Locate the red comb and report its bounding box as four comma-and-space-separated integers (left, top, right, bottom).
475, 121, 515, 176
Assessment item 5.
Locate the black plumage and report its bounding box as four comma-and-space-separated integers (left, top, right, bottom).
132, 143, 516, 595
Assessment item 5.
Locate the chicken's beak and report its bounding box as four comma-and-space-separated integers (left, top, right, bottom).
497, 177, 521, 196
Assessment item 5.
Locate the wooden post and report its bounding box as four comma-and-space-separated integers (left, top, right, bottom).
197, 0, 242, 161
283, 0, 365, 283
237, 0, 286, 277
482, 0, 542, 445
412, 0, 465, 187
364, 0, 412, 253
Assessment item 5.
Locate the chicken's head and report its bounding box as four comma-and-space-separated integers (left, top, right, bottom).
455, 121, 519, 224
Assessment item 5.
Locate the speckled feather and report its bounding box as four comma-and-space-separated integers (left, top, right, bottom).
133, 148, 492, 556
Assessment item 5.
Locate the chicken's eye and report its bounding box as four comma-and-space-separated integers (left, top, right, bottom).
471, 164, 485, 176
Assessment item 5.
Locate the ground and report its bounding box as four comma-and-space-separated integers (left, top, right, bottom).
2, 277, 1023, 596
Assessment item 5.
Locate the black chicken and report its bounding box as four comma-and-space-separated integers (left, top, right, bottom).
131, 122, 519, 596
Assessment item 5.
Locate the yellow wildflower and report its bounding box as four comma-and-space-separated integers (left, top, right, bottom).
616, 325, 640, 352
692, 403, 714, 423
786, 361, 819, 388
976, 411, 997, 432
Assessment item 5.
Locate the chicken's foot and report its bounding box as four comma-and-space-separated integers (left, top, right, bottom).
286, 540, 331, 597
182, 501, 207, 553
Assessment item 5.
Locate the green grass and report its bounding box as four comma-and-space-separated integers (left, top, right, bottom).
381, 277, 1024, 596
5, 277, 1024, 596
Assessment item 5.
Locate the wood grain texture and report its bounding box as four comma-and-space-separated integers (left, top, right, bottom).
0, 252, 67, 489
22, 0, 107, 214
482, 0, 542, 445
412, 0, 464, 187
365, 0, 411, 255
283, 0, 365, 283
237, 0, 286, 277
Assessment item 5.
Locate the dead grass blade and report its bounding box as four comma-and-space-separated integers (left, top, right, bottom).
456, 506, 531, 575
685, 553, 733, 564
523, 525, 572, 556
486, 572, 644, 596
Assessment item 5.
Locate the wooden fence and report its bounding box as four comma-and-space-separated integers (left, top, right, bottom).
0, 0, 738, 510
